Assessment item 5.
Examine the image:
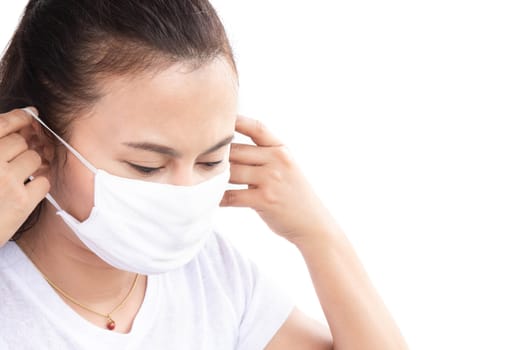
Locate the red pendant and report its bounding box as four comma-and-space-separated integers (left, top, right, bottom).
106, 318, 116, 331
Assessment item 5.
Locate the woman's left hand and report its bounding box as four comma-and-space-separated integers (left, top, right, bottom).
221, 116, 409, 350
220, 115, 339, 245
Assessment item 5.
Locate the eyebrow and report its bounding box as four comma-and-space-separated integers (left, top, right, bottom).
122, 134, 235, 157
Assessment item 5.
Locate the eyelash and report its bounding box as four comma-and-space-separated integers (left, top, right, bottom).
129, 164, 161, 174
202, 160, 224, 168
128, 161, 223, 174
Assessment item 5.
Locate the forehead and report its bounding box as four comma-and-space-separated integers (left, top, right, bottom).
70, 58, 238, 151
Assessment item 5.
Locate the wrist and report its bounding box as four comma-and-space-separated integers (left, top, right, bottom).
291, 221, 347, 254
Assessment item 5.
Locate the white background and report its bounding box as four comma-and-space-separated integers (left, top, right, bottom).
2, 1, 524, 349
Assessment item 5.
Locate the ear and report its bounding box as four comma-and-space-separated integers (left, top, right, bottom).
18, 116, 56, 178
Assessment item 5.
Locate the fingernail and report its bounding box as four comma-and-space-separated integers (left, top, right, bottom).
22, 106, 39, 118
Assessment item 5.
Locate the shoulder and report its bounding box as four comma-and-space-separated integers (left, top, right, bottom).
0, 241, 25, 271
194, 232, 297, 350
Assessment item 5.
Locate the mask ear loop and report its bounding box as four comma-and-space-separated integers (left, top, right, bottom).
22, 107, 97, 174
27, 175, 62, 211
23, 108, 97, 213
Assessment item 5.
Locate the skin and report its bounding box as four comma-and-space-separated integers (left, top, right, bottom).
0, 57, 407, 349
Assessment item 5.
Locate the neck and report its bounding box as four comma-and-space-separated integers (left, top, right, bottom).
16, 201, 147, 333
17, 202, 139, 304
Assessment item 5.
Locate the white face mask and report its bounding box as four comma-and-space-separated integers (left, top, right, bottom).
24, 108, 230, 275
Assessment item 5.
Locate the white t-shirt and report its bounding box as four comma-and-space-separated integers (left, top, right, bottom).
0, 231, 295, 350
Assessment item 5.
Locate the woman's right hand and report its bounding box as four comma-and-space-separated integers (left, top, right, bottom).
0, 108, 50, 246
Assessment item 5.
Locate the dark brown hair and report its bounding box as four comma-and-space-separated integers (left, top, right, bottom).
1, 0, 237, 240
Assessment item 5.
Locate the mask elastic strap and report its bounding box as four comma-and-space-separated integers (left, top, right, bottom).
27, 175, 64, 212
44, 193, 63, 212
23, 108, 97, 174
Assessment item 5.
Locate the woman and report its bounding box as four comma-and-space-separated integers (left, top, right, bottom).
0, 1, 407, 349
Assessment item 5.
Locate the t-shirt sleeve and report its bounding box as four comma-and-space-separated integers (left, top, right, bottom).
206, 231, 295, 350
235, 256, 295, 350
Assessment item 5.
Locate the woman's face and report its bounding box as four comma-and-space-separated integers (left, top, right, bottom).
49, 57, 238, 222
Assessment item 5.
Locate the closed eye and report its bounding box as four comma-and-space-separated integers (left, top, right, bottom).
199, 160, 223, 168
126, 160, 223, 175
126, 162, 162, 174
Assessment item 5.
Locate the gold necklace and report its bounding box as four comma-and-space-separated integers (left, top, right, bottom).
41, 271, 140, 331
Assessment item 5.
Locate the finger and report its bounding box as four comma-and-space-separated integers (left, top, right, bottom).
9, 150, 42, 181
0, 132, 29, 162
229, 143, 273, 165
229, 163, 264, 186
24, 176, 51, 208
219, 188, 259, 208
0, 108, 35, 138
235, 115, 283, 147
